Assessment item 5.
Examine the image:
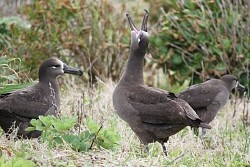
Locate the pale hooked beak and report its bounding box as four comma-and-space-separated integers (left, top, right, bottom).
126, 9, 149, 43
235, 81, 246, 92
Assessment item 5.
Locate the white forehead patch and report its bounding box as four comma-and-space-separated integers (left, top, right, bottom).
58, 59, 64, 68
58, 59, 64, 73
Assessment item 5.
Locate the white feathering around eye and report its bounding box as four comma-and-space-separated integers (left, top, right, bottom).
137, 31, 149, 43
57, 59, 64, 73
137, 30, 142, 43
58, 59, 64, 69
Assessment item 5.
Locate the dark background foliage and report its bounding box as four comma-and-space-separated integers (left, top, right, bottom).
148, 0, 249, 89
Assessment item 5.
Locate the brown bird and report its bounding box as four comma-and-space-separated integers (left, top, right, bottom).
0, 58, 83, 138
112, 10, 211, 156
177, 74, 245, 135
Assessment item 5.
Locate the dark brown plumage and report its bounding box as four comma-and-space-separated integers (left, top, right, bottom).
112, 10, 211, 155
0, 58, 83, 138
177, 74, 245, 135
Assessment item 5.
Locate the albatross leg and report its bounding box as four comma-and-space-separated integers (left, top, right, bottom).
201, 128, 207, 136
143, 144, 149, 153
193, 127, 199, 136
161, 143, 168, 156
161, 137, 169, 156
199, 128, 207, 144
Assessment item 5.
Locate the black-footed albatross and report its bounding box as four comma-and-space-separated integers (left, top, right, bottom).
112, 10, 211, 156
177, 74, 245, 135
0, 58, 83, 138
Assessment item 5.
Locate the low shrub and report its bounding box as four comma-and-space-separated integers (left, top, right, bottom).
26, 115, 120, 152
148, 0, 249, 89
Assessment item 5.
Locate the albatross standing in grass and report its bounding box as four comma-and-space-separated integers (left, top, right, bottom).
112, 10, 211, 156
0, 58, 83, 138
177, 74, 245, 136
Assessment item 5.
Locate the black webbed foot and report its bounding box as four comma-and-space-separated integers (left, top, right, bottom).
161, 143, 168, 156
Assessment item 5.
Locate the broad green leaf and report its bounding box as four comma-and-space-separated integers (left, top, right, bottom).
2, 157, 36, 167
78, 143, 90, 152
39, 115, 53, 127
12, 158, 36, 167
25, 127, 36, 132
85, 119, 100, 133
62, 134, 78, 143
53, 136, 64, 144
62, 117, 76, 130
0, 82, 35, 94
81, 130, 95, 140
0, 156, 5, 166
53, 122, 66, 131
35, 123, 45, 131
29, 119, 44, 131
29, 119, 40, 126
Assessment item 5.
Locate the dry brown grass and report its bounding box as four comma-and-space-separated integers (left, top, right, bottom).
0, 80, 249, 166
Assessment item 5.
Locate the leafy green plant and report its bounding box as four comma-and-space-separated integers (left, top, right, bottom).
85, 119, 120, 150
61, 131, 95, 152
26, 115, 77, 145
0, 156, 36, 167
0, 56, 20, 84
26, 116, 120, 152
0, 55, 34, 94
149, 0, 250, 89
0, 82, 35, 95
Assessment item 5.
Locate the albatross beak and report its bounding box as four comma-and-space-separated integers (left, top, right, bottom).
126, 9, 149, 33
141, 9, 149, 32
126, 9, 149, 44
236, 81, 246, 92
63, 64, 83, 76
126, 13, 138, 32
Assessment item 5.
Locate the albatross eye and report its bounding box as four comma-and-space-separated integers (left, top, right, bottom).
51, 64, 61, 68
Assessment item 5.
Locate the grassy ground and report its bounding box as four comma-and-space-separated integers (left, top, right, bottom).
0, 80, 249, 167
0, 0, 249, 166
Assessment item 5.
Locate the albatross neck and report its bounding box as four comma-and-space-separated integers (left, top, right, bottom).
39, 78, 60, 103
119, 49, 146, 86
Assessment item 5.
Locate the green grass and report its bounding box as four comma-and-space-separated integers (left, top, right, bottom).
0, 82, 35, 94
0, 81, 249, 166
